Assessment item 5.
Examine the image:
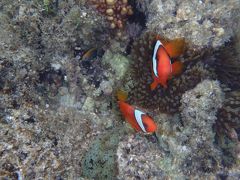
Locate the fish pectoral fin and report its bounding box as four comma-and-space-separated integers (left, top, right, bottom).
150, 79, 158, 90
164, 38, 185, 58
171, 61, 183, 76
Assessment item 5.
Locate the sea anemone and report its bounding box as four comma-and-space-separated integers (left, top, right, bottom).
127, 32, 216, 113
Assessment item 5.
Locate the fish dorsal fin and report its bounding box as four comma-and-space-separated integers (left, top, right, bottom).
171, 61, 183, 76
134, 109, 147, 132
152, 40, 162, 77
164, 38, 185, 58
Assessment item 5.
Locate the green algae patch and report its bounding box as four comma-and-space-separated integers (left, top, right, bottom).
102, 50, 130, 80
81, 130, 121, 179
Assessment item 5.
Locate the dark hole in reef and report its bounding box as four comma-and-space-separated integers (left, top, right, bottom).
196, 94, 202, 99
126, 147, 131, 154
135, 175, 141, 180
49, 136, 58, 147
145, 134, 157, 143
201, 156, 217, 173
55, 176, 64, 180
24, 116, 36, 123
89, 159, 94, 170
3, 162, 16, 172
38, 67, 65, 86
18, 151, 28, 161
128, 0, 146, 27
216, 173, 228, 180
11, 99, 20, 109
125, 0, 147, 54
79, 55, 108, 88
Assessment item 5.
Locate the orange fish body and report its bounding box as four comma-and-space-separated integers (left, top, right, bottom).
118, 101, 157, 133
150, 37, 185, 90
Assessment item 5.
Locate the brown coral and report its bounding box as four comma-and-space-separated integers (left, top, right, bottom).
89, 0, 133, 33
127, 32, 216, 113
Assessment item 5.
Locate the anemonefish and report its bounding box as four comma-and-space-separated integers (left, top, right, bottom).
151, 37, 185, 90
117, 90, 157, 133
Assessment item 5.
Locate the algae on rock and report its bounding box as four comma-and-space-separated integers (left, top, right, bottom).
81, 130, 121, 180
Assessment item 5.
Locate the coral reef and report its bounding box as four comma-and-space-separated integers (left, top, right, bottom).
127, 32, 216, 113
1, 0, 240, 179
140, 0, 240, 51
0, 0, 117, 179
89, 0, 133, 33
41, 4, 109, 56
179, 80, 224, 176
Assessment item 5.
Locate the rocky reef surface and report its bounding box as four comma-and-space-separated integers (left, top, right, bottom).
0, 0, 240, 179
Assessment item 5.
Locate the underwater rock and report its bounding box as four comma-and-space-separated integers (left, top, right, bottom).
143, 0, 240, 51
117, 134, 165, 179
41, 4, 109, 56
180, 80, 224, 176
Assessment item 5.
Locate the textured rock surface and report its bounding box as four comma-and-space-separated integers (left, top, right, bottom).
179, 80, 224, 176
143, 0, 240, 51
117, 134, 165, 179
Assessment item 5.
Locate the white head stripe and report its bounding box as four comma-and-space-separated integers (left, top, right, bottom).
152, 40, 162, 77
134, 109, 147, 132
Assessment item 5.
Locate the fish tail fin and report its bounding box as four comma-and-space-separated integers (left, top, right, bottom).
164, 38, 185, 58
171, 61, 184, 76
150, 79, 158, 90
117, 89, 128, 102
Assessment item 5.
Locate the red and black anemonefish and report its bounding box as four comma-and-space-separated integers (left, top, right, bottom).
117, 90, 157, 133
150, 36, 185, 90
